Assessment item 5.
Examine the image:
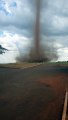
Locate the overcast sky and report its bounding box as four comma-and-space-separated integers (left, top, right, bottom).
0, 0, 68, 63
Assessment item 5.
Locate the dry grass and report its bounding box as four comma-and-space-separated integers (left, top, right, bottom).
0, 62, 41, 68
0, 61, 68, 69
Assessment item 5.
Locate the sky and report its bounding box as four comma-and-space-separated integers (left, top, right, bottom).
0, 0, 68, 63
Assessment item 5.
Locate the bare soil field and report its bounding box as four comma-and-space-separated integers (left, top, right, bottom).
37, 73, 66, 120
0, 64, 68, 120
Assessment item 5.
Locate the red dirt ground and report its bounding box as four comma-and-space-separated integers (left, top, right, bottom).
35, 73, 68, 120
0, 66, 68, 120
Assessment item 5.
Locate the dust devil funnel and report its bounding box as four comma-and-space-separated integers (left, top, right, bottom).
29, 0, 46, 62
35, 0, 40, 58
16, 0, 58, 62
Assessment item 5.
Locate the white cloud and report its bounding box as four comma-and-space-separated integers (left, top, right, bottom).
57, 47, 68, 61
0, 51, 16, 63
0, 31, 31, 63
55, 43, 63, 48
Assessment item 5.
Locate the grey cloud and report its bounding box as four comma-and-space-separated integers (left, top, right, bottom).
0, 0, 68, 38
0, 0, 34, 35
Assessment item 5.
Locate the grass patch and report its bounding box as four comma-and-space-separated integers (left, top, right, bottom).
0, 61, 68, 68
0, 62, 41, 68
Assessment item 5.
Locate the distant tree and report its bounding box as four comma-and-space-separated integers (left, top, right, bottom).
0, 45, 8, 54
